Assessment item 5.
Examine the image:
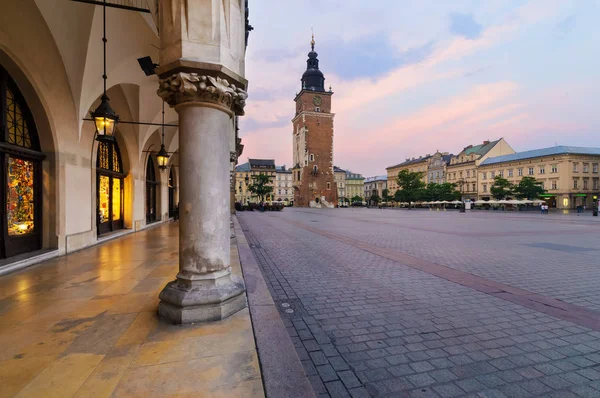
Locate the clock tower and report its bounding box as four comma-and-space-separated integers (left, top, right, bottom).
292, 35, 337, 207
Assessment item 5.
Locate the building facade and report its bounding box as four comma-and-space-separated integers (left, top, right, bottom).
427, 152, 453, 184
334, 166, 347, 205
292, 37, 337, 208
446, 138, 515, 200
235, 159, 276, 203
275, 165, 294, 203
386, 155, 431, 194
479, 146, 600, 209
364, 176, 387, 204
345, 170, 365, 201
1, 0, 252, 322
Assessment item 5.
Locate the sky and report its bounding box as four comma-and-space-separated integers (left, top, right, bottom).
240, 0, 599, 177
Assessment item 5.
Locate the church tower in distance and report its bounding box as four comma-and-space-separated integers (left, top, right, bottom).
292, 35, 337, 207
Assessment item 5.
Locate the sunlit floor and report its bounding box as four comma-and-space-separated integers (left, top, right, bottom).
0, 222, 263, 398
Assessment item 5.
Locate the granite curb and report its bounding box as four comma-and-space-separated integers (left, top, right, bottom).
234, 215, 316, 398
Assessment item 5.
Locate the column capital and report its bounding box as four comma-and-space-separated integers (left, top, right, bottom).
158, 71, 248, 116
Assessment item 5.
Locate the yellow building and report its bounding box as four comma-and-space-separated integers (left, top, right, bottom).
446, 138, 515, 200
479, 146, 600, 209
235, 159, 276, 203
386, 155, 431, 193
345, 171, 365, 201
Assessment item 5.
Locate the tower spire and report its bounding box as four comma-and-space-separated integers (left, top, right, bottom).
301, 28, 325, 92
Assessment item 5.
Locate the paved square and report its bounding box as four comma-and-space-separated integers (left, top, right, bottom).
238, 208, 600, 398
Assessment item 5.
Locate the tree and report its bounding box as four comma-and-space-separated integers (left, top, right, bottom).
490, 176, 513, 200
247, 173, 273, 202
370, 194, 381, 205
351, 195, 363, 203
513, 177, 546, 199
395, 170, 426, 208
381, 188, 393, 203
439, 182, 461, 201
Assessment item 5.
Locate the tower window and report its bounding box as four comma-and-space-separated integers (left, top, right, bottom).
310, 154, 314, 162
327, 182, 331, 190
315, 107, 320, 112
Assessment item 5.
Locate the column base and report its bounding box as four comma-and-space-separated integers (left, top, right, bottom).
158, 271, 247, 324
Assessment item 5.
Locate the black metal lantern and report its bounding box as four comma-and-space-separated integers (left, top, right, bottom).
156, 144, 169, 170
93, 0, 119, 142
91, 94, 119, 141
157, 101, 169, 171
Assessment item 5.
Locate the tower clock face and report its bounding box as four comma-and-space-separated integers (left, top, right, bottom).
313, 95, 322, 106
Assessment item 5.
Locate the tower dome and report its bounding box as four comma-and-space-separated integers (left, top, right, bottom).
301, 34, 325, 92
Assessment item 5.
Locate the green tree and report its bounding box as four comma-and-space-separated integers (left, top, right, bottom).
370, 194, 381, 205
513, 176, 546, 199
395, 170, 426, 208
351, 195, 363, 203
381, 188, 393, 203
439, 182, 461, 201
247, 173, 273, 202
490, 176, 513, 200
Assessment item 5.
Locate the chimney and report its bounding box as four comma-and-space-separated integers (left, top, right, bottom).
426, 154, 430, 157
466, 145, 473, 149
483, 140, 490, 145
406, 158, 410, 161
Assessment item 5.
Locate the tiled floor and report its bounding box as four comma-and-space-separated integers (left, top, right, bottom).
0, 222, 263, 398
239, 208, 600, 398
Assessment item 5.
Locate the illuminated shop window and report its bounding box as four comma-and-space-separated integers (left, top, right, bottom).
6, 157, 35, 235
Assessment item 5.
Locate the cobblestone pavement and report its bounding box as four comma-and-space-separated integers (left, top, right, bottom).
238, 208, 600, 398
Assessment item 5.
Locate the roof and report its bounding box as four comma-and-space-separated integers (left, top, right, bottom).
386, 155, 433, 170
442, 154, 453, 164
345, 170, 364, 180
364, 175, 387, 183
481, 145, 600, 166
333, 166, 346, 173
276, 165, 292, 173
248, 158, 275, 168
462, 139, 499, 156
235, 162, 251, 172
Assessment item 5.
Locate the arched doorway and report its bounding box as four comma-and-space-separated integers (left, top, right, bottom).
97, 139, 124, 235
168, 168, 175, 218
0, 65, 43, 258
146, 157, 158, 224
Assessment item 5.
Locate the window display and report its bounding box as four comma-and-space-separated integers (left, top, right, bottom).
7, 157, 35, 235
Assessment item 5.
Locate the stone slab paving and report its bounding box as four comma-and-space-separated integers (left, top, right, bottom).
0, 222, 264, 398
238, 209, 600, 398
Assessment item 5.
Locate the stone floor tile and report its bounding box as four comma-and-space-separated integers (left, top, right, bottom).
16, 353, 104, 398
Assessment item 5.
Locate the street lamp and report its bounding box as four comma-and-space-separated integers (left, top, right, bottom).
91, 0, 119, 142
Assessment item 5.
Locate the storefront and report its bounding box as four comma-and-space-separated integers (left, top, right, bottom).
0, 66, 43, 258
145, 158, 158, 224
168, 168, 176, 218
97, 140, 125, 235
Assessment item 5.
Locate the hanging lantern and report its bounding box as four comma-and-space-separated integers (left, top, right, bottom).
91, 94, 119, 142
156, 144, 170, 170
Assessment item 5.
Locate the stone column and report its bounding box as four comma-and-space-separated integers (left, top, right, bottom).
156, 0, 249, 324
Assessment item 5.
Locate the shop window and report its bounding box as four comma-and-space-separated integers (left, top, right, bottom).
0, 65, 43, 258
97, 140, 125, 235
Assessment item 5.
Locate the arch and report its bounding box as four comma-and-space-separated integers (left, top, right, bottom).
0, 49, 61, 258
0, 64, 46, 258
